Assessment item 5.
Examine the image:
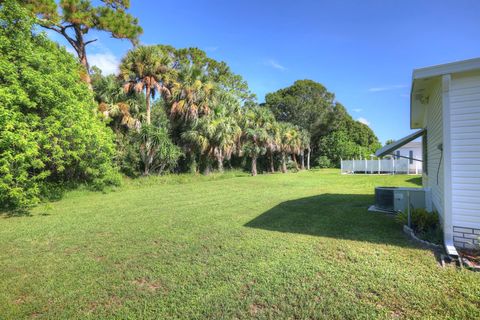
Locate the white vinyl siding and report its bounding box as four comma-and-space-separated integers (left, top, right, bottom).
422, 81, 444, 218
449, 71, 480, 229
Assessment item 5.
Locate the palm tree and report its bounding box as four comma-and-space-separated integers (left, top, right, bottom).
93, 74, 141, 131
211, 110, 242, 172
266, 121, 281, 173
168, 65, 216, 122
136, 124, 181, 175
242, 106, 275, 176
120, 46, 174, 125
181, 117, 214, 174
299, 129, 311, 170
182, 107, 242, 174
278, 122, 299, 173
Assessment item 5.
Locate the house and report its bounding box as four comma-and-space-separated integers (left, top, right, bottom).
376, 58, 480, 255
383, 140, 423, 174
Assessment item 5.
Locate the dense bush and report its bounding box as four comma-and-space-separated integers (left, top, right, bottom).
396, 209, 442, 244
285, 160, 299, 172
315, 156, 332, 168
115, 132, 143, 177
0, 1, 119, 209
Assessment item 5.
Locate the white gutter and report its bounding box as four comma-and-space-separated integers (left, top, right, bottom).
441, 74, 458, 257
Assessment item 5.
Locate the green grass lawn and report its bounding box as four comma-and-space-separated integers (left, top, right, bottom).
1, 170, 479, 319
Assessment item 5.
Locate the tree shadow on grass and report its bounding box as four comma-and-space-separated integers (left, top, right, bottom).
245, 193, 429, 249
406, 176, 422, 186
0, 208, 32, 218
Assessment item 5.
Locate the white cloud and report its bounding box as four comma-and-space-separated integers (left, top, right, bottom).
89, 52, 120, 75
368, 84, 408, 92
357, 117, 370, 126
265, 59, 286, 71
353, 108, 363, 113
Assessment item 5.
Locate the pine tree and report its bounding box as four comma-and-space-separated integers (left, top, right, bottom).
22, 0, 142, 87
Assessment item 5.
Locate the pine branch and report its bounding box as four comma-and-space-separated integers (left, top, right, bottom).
85, 39, 98, 46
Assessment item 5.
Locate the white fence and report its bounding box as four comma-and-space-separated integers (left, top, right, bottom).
341, 158, 422, 175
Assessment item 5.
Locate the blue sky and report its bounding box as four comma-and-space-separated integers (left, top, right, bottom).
47, 0, 480, 143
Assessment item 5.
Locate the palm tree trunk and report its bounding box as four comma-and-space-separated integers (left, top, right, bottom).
187, 152, 197, 173
202, 155, 212, 175
217, 156, 224, 173
251, 155, 258, 176
145, 85, 151, 125
269, 150, 275, 173
143, 154, 151, 176
307, 146, 311, 170
281, 152, 287, 173
292, 153, 299, 170
301, 151, 305, 170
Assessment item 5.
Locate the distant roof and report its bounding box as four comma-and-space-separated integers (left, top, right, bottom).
375, 129, 425, 157
397, 141, 422, 149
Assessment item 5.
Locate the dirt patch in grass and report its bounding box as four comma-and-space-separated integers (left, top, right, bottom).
249, 303, 266, 316
131, 278, 165, 293
88, 295, 123, 314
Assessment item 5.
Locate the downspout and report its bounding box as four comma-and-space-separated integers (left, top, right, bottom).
441, 74, 458, 257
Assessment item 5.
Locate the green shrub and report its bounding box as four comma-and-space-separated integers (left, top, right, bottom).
115, 132, 142, 177
286, 160, 299, 172
396, 208, 442, 244
315, 156, 332, 168
0, 1, 120, 209
136, 125, 183, 175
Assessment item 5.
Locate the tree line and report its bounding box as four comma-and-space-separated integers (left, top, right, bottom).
0, 1, 380, 210
91, 44, 313, 177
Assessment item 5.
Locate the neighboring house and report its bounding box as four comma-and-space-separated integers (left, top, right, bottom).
384, 141, 423, 174
376, 58, 480, 255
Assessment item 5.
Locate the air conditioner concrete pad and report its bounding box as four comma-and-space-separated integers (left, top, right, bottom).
368, 205, 396, 214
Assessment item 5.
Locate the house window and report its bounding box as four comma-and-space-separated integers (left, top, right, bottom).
396, 150, 400, 160
409, 150, 413, 164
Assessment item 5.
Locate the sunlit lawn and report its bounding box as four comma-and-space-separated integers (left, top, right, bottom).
1, 169, 479, 319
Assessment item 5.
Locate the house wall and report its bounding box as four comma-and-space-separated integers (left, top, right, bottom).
422, 80, 444, 221
449, 70, 480, 249
395, 142, 422, 161
394, 142, 422, 173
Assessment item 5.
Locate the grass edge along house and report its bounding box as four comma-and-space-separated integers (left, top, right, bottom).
376, 58, 480, 256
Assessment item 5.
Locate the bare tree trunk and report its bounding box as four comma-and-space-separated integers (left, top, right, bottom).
78, 51, 92, 88
307, 146, 311, 170
251, 155, 258, 176
300, 151, 305, 170
44, 23, 97, 88
72, 25, 92, 88
145, 86, 151, 125
269, 150, 275, 173
281, 152, 287, 173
